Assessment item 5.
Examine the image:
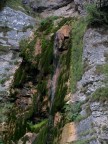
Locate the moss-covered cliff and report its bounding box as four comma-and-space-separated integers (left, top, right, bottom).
3, 17, 73, 144
1, 1, 108, 144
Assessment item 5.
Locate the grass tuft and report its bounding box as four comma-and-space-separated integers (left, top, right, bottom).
71, 18, 87, 93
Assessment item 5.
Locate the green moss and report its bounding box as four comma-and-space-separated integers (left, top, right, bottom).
20, 38, 36, 64
92, 87, 108, 102
71, 18, 87, 93
95, 64, 108, 76
37, 81, 47, 96
4, 108, 27, 143
6, 0, 24, 11
28, 119, 48, 133
39, 16, 58, 35
33, 125, 48, 144
39, 36, 53, 74
79, 129, 95, 137
13, 63, 26, 87
6, 0, 34, 15
70, 136, 96, 144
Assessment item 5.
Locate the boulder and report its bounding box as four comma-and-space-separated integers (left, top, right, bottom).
60, 122, 77, 144
56, 25, 71, 50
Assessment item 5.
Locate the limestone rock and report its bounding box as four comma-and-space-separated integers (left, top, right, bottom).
23, 0, 72, 12
18, 132, 37, 144
60, 122, 77, 144
56, 25, 71, 50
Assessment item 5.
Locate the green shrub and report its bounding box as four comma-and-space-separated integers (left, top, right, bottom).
86, 4, 108, 26
64, 102, 82, 122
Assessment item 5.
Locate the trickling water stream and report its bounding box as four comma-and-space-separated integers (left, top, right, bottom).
47, 32, 61, 143
50, 33, 60, 113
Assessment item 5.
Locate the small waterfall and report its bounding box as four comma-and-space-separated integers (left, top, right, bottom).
50, 33, 60, 112
47, 33, 61, 143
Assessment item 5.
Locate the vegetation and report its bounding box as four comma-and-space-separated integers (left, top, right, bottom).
64, 102, 82, 122
6, 0, 24, 11
70, 136, 96, 144
39, 16, 58, 34
86, 4, 108, 26
94, 63, 108, 102
6, 0, 37, 16
95, 64, 108, 76
71, 18, 87, 93
28, 119, 48, 133
33, 126, 48, 144
92, 87, 108, 102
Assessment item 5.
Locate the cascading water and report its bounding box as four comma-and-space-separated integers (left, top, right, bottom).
47, 32, 61, 143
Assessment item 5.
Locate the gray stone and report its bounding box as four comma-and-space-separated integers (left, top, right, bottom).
0, 7, 36, 31
70, 27, 108, 143
0, 39, 6, 44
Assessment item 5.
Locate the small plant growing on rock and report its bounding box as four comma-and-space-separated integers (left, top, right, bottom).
92, 87, 108, 102
64, 102, 82, 122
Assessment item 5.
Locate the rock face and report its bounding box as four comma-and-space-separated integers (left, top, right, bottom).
62, 28, 108, 144
23, 0, 77, 18
23, 0, 72, 12
74, 0, 95, 14
0, 6, 35, 141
